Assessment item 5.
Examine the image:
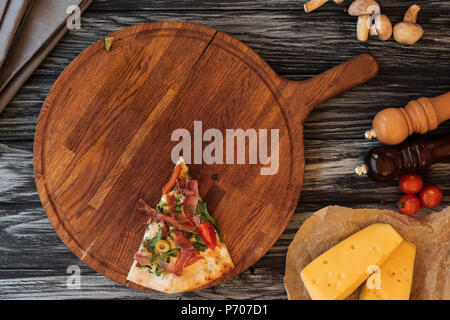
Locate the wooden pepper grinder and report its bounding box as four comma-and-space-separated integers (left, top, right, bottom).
355, 133, 450, 182
365, 92, 450, 145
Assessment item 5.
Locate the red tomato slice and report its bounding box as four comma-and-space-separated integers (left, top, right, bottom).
162, 163, 181, 195
196, 222, 217, 250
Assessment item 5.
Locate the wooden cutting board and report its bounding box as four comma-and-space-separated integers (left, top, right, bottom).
34, 21, 378, 292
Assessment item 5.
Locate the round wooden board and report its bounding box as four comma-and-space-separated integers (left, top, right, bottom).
34, 21, 378, 292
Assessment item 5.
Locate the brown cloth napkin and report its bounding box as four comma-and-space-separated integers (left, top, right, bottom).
0, 1, 9, 23
0, 0, 93, 113
0, 0, 32, 69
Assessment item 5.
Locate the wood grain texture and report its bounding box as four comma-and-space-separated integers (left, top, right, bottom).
33, 20, 377, 292
0, 0, 449, 299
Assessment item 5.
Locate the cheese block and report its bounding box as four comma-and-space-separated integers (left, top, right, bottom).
360, 241, 416, 300
300, 223, 403, 300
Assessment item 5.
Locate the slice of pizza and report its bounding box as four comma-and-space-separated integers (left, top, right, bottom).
127, 158, 234, 293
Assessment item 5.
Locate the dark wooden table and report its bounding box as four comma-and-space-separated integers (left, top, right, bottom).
0, 0, 449, 299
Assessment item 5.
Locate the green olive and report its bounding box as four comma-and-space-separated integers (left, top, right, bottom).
155, 240, 170, 253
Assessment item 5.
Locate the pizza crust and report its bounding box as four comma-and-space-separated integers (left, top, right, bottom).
126, 243, 234, 293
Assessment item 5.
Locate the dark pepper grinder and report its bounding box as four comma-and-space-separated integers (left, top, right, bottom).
355, 133, 450, 182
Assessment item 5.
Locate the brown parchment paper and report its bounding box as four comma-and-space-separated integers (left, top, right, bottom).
284, 206, 450, 300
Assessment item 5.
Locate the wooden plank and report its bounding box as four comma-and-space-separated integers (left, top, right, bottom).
89, 0, 450, 13
0, 271, 288, 300
0, 142, 38, 204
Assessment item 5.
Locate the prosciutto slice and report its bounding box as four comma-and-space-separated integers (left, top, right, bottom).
158, 248, 202, 276
176, 179, 199, 224
136, 199, 157, 224
158, 232, 202, 276
193, 214, 201, 226
176, 178, 198, 197
172, 231, 198, 253
184, 253, 202, 268
137, 199, 194, 232
158, 260, 180, 275
134, 249, 152, 266
182, 195, 198, 223
158, 251, 187, 276
156, 214, 196, 233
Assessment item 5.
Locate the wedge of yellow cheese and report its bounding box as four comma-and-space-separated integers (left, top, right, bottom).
360, 241, 416, 300
301, 224, 403, 300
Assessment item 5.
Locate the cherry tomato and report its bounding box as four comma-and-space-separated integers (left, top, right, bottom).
398, 174, 423, 194
419, 185, 443, 208
196, 222, 217, 250
397, 195, 421, 215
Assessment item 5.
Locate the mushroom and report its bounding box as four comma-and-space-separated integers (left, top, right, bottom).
304, 0, 345, 13
357, 15, 371, 41
393, 4, 424, 45
348, 0, 380, 16
370, 14, 393, 41
348, 0, 381, 42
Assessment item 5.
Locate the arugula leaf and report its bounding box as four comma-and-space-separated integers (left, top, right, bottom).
193, 232, 203, 243
193, 241, 208, 252
143, 225, 162, 252
161, 228, 179, 238
103, 37, 115, 52
150, 252, 159, 264
154, 266, 162, 277
192, 231, 208, 251
159, 248, 180, 262
195, 200, 222, 242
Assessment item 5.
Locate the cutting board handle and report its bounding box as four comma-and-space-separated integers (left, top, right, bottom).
282, 54, 379, 124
